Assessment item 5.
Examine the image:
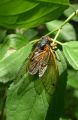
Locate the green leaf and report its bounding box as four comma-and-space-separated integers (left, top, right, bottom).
63, 41, 78, 70
14, 6, 67, 28
0, 0, 69, 28
46, 20, 76, 41
64, 4, 78, 22
0, 42, 33, 83
6, 73, 49, 120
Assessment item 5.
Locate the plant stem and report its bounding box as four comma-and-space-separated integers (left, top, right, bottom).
53, 29, 61, 41
46, 9, 78, 36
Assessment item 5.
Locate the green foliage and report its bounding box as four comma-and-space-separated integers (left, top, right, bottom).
6, 77, 49, 120
63, 41, 78, 70
0, 0, 78, 120
0, 0, 69, 28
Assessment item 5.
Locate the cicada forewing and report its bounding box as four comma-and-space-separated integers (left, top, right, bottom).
38, 49, 59, 95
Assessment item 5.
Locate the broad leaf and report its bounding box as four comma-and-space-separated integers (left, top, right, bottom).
0, 0, 38, 15
6, 74, 49, 120
0, 0, 69, 28
63, 41, 78, 70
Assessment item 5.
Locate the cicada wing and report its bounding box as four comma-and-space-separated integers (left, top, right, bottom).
41, 50, 59, 95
